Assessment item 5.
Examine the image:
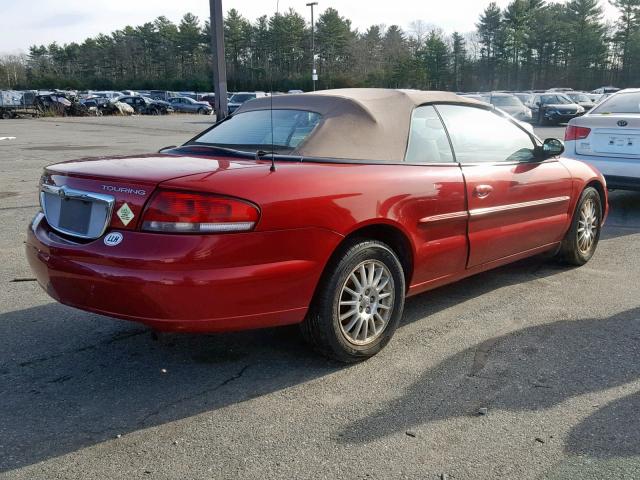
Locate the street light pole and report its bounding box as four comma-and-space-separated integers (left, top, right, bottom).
306, 2, 318, 91
209, 0, 228, 120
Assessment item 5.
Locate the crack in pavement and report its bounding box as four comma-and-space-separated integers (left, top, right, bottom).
136, 364, 253, 429
0, 204, 39, 211
7, 329, 148, 370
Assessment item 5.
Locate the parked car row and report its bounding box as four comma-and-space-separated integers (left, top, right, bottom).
459, 87, 617, 126
0, 88, 308, 119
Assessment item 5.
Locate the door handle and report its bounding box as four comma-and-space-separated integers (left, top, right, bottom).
474, 185, 493, 198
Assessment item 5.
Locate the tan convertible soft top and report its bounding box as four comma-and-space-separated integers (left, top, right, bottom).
235, 88, 482, 161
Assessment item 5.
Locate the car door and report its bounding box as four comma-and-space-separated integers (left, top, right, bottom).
404, 105, 469, 285
121, 97, 135, 111
133, 98, 146, 113
171, 98, 182, 112
529, 95, 541, 121
436, 104, 573, 268
187, 99, 199, 112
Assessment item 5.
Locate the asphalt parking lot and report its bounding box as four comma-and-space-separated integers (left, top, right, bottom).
0, 115, 639, 480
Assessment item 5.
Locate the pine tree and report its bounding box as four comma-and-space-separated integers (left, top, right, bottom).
610, 0, 640, 84
451, 32, 467, 91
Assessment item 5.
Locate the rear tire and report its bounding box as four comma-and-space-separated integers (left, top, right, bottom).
558, 187, 602, 266
300, 239, 405, 363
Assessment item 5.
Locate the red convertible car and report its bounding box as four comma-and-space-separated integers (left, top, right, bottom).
27, 89, 607, 361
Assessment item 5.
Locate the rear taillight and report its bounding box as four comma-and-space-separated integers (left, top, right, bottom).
565, 125, 591, 141
141, 190, 259, 233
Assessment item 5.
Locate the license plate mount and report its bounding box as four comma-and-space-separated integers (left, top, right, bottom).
58, 198, 92, 236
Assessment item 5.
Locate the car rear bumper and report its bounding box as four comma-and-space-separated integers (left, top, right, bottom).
26, 213, 343, 332
563, 147, 639, 190
604, 175, 640, 191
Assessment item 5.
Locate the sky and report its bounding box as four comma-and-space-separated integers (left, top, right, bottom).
0, 0, 618, 54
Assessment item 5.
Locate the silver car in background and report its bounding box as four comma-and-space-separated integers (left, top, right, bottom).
169, 96, 213, 115
564, 88, 640, 191
565, 91, 596, 112
484, 92, 532, 122
227, 92, 268, 114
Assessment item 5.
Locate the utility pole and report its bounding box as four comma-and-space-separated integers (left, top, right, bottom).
306, 2, 318, 91
209, 0, 228, 120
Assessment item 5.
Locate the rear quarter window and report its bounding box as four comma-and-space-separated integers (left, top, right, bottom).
405, 106, 454, 163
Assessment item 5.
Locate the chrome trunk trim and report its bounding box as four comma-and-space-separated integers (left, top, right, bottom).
40, 184, 115, 239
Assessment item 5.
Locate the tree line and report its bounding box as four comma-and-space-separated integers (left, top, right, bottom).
1, 0, 639, 93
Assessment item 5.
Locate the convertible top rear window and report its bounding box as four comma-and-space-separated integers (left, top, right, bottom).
194, 109, 322, 153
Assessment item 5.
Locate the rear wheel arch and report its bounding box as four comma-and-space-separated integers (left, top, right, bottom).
302, 232, 408, 362
558, 185, 603, 265
320, 223, 414, 293
585, 180, 606, 221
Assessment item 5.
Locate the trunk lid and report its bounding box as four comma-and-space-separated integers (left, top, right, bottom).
41, 153, 262, 235
573, 115, 640, 159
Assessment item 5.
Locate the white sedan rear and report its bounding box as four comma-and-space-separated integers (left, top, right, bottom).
563, 89, 640, 191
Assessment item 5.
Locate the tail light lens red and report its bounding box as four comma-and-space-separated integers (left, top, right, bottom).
565, 125, 591, 141
141, 190, 259, 233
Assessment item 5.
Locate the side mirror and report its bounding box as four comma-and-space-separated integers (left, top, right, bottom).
539, 138, 565, 158
536, 101, 541, 106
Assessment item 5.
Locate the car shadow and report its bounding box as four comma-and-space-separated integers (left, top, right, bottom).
0, 306, 345, 472
603, 190, 640, 240
339, 307, 640, 449
0, 249, 577, 473
566, 390, 640, 458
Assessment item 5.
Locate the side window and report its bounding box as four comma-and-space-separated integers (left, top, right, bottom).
405, 106, 454, 163
436, 105, 535, 163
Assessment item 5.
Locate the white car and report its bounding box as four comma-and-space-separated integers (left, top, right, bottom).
564, 88, 640, 191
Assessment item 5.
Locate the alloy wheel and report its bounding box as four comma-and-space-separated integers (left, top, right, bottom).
337, 260, 395, 346
577, 198, 598, 254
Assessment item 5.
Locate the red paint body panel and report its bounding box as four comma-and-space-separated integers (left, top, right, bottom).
163, 161, 469, 286
26, 149, 608, 333
462, 160, 573, 267
27, 212, 342, 331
